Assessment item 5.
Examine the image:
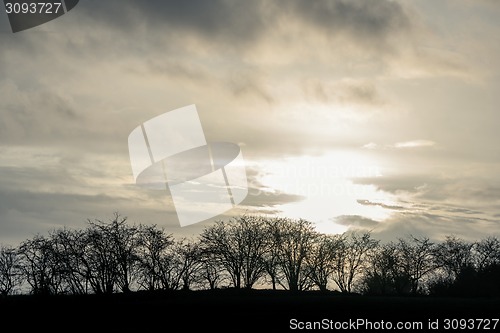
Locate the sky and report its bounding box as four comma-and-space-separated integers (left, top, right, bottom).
0, 0, 499, 246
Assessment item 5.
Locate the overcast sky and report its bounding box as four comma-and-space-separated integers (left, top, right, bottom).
1, 0, 499, 246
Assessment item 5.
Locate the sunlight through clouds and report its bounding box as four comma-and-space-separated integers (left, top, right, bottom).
250, 151, 399, 234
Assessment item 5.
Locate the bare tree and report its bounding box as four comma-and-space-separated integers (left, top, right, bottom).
48, 228, 88, 295
262, 231, 283, 291
362, 241, 409, 295
83, 222, 118, 294
306, 234, 343, 291
433, 235, 474, 281
156, 249, 183, 291
199, 220, 239, 288
473, 236, 500, 271
267, 217, 318, 292
331, 231, 378, 293
0, 244, 23, 296
86, 212, 139, 293
18, 235, 63, 295
174, 238, 203, 291
238, 215, 269, 289
136, 224, 175, 291
196, 251, 225, 290
398, 235, 436, 294
199, 215, 269, 289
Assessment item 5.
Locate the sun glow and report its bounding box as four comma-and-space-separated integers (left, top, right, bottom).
252, 150, 396, 234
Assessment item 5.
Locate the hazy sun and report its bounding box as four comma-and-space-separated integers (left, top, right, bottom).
252, 150, 396, 234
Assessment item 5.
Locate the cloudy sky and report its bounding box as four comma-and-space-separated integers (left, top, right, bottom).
1, 0, 499, 246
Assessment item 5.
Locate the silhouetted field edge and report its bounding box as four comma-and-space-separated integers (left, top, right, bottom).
1, 288, 499, 331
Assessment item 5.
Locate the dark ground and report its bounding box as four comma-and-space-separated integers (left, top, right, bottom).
1, 289, 499, 332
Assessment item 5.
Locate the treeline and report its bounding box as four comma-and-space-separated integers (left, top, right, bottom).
0, 212, 499, 297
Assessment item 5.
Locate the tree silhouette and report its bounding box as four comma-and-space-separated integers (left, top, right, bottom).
474, 236, 500, 271
0, 244, 23, 296
174, 237, 202, 291
135, 224, 175, 291
1, 211, 499, 298
49, 228, 88, 294
398, 235, 436, 294
362, 241, 409, 295
331, 231, 378, 293
199, 215, 269, 289
433, 235, 474, 282
18, 235, 61, 295
197, 250, 224, 290
306, 234, 343, 292
268, 217, 318, 292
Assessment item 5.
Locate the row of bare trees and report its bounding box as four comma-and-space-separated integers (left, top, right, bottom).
1, 212, 499, 296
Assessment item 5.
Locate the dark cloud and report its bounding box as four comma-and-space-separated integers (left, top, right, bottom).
0, 85, 81, 144
0, 186, 184, 245
239, 166, 305, 208
426, 204, 483, 216
354, 172, 500, 218
0, 165, 79, 191
354, 175, 437, 195
241, 188, 304, 209
0, 0, 418, 159
356, 199, 406, 211
339, 194, 500, 243
285, 0, 410, 49
67, 0, 412, 54
75, 0, 267, 49
334, 215, 379, 228
227, 71, 274, 104
302, 79, 386, 106
371, 211, 500, 243
330, 208, 500, 243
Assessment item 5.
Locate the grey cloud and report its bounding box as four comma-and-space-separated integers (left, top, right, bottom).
240, 166, 305, 208
334, 215, 380, 228
0, 165, 79, 191
143, 60, 275, 104
144, 59, 210, 82
303, 79, 386, 106
426, 205, 483, 216
227, 71, 274, 104
371, 211, 500, 243
0, 189, 111, 217
356, 199, 406, 211
285, 0, 410, 48
241, 188, 304, 209
77, 0, 267, 48
0, 0, 419, 160
355, 174, 500, 216
0, 186, 182, 245
70, 0, 411, 54
0, 79, 142, 155
414, 180, 500, 204
349, 172, 500, 242
0, 83, 84, 145
354, 175, 439, 195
